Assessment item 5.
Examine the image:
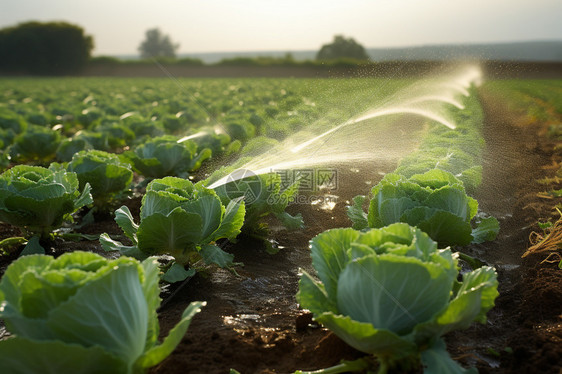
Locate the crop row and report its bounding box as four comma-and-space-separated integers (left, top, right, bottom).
294, 86, 500, 373
0, 76, 498, 373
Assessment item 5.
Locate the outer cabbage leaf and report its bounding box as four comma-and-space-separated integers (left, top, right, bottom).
102, 177, 245, 278
136, 208, 204, 257
67, 150, 132, 210
0, 338, 127, 374
346, 195, 369, 230
135, 301, 206, 370
337, 255, 454, 335
298, 223, 498, 373
315, 312, 417, 359
421, 338, 477, 374
0, 252, 204, 373
471, 216, 500, 244
0, 165, 92, 238
309, 227, 361, 300
126, 136, 211, 178
204, 197, 245, 242
363, 170, 490, 246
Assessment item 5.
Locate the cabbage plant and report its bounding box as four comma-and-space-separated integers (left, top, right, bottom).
9, 124, 61, 165
0, 251, 205, 373
101, 177, 245, 282
67, 150, 133, 211
348, 169, 498, 246
124, 135, 212, 179
205, 166, 303, 250
0, 165, 92, 241
214, 172, 303, 233
297, 223, 498, 374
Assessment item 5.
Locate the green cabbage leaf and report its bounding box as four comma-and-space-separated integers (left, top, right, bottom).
0, 165, 92, 239
100, 177, 245, 281
297, 223, 498, 373
0, 251, 204, 373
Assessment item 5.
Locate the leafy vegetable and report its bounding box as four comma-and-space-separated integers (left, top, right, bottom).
348, 169, 498, 246
297, 223, 498, 373
0, 251, 205, 373
92, 121, 135, 150
67, 150, 133, 211
56, 131, 110, 161
9, 124, 61, 165
124, 135, 212, 179
100, 177, 245, 281
0, 150, 9, 173
206, 165, 303, 245
0, 165, 92, 241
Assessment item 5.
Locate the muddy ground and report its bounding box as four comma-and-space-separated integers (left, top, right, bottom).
0, 89, 561, 373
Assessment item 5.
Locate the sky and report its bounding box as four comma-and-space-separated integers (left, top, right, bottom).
1, 0, 562, 56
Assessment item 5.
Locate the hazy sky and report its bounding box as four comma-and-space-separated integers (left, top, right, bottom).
2, 0, 561, 56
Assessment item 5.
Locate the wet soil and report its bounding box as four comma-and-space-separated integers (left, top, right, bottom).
444, 87, 562, 374
1, 91, 561, 373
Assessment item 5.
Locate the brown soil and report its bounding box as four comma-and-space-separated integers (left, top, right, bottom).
1, 90, 561, 373
444, 87, 562, 374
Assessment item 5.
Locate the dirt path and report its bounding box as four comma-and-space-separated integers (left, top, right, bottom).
443, 87, 562, 374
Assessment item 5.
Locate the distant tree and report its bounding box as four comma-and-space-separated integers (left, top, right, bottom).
0, 21, 93, 75
316, 35, 370, 61
138, 28, 179, 59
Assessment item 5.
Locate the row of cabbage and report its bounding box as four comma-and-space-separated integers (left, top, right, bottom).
0, 78, 403, 170
295, 88, 500, 373
0, 78, 327, 172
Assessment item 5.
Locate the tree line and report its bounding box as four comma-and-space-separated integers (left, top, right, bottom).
0, 21, 371, 75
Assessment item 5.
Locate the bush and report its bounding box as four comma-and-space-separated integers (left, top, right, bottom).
0, 21, 93, 75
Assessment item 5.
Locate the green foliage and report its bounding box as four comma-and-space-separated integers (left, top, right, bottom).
0, 21, 93, 75
124, 135, 212, 179
9, 124, 61, 165
349, 90, 499, 249
0, 165, 92, 239
138, 28, 179, 59
0, 251, 205, 373
239, 136, 279, 157
189, 131, 238, 156
100, 177, 245, 281
206, 165, 303, 240
484, 80, 562, 122
67, 150, 133, 211
316, 35, 370, 61
0, 108, 27, 135
56, 137, 94, 162
349, 169, 498, 247
297, 223, 498, 373
0, 151, 9, 172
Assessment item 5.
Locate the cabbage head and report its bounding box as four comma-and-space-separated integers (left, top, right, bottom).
0, 165, 92, 239
125, 135, 212, 179
205, 161, 304, 242
101, 177, 245, 282
297, 223, 498, 373
67, 150, 133, 211
348, 169, 498, 246
0, 251, 204, 373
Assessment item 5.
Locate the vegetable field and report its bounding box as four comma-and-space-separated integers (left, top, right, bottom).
0, 72, 561, 374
